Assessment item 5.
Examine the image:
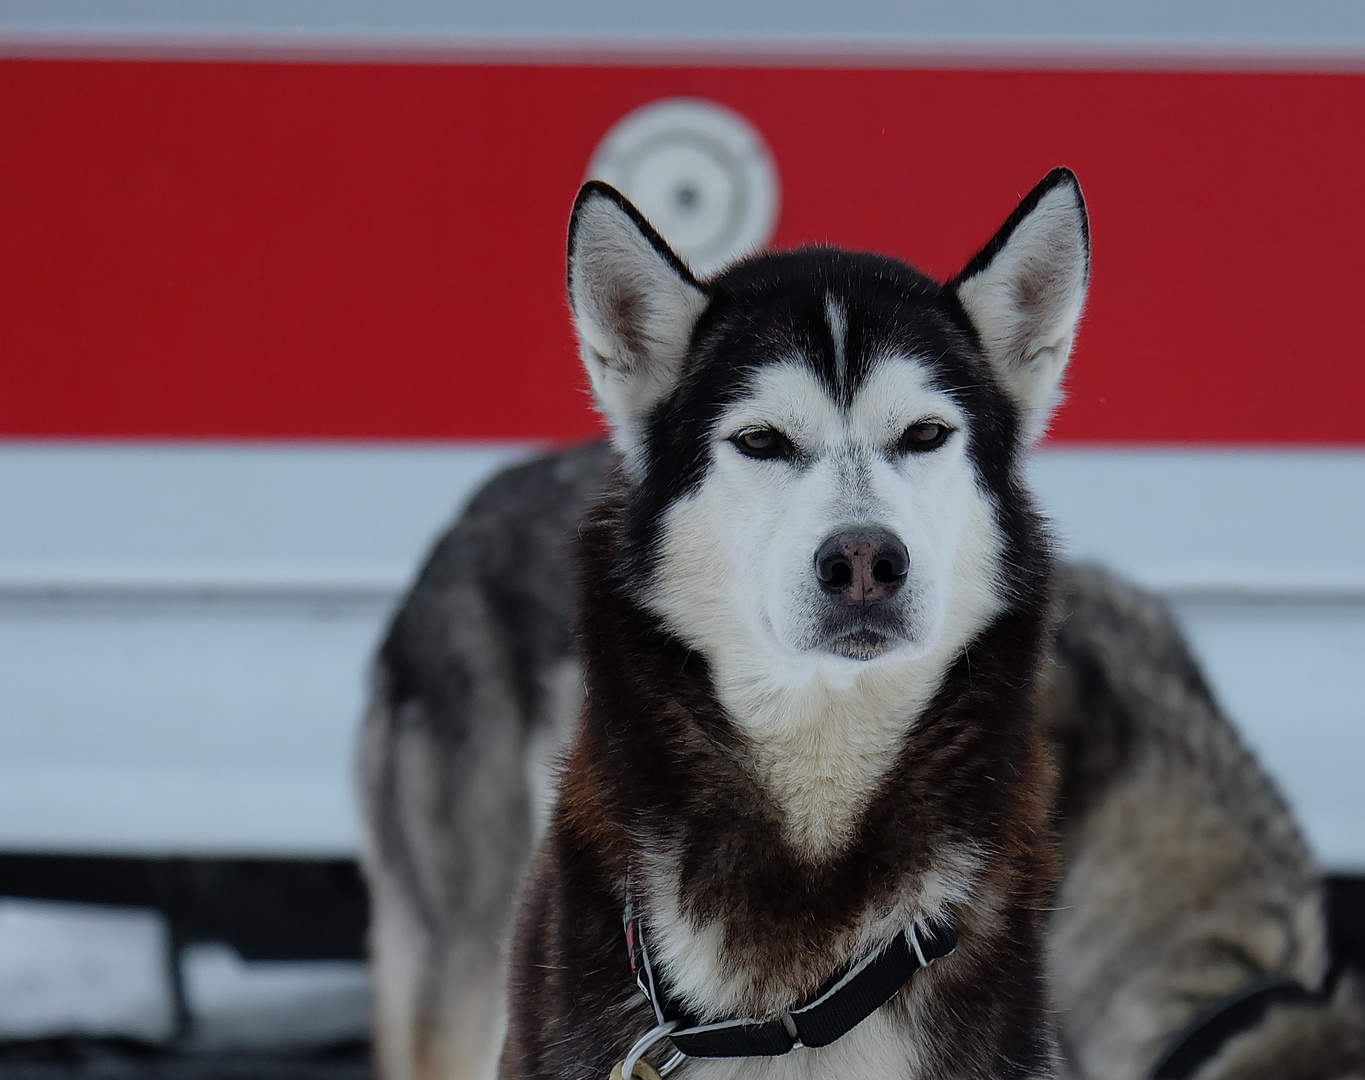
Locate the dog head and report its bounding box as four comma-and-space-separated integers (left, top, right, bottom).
567, 170, 1088, 675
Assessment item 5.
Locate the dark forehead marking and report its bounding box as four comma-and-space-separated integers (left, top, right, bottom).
701, 247, 973, 407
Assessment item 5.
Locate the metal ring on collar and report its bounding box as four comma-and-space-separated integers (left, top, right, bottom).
610, 1061, 662, 1080
619, 1019, 683, 1079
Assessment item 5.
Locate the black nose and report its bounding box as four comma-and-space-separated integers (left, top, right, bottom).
814, 528, 909, 606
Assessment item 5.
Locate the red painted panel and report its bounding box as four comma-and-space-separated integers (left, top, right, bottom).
1, 60, 1362, 442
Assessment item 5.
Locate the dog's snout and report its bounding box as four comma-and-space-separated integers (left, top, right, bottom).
814, 528, 908, 606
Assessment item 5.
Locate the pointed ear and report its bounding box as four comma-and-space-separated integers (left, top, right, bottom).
951, 168, 1090, 443
567, 181, 710, 467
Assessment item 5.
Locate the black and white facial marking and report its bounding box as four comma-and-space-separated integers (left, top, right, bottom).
568, 174, 1088, 851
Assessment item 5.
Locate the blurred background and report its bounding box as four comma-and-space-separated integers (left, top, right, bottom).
1, 0, 1363, 1075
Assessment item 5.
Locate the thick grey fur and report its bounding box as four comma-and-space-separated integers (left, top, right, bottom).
358, 440, 1365, 1080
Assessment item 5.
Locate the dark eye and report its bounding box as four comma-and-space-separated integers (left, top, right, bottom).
731, 427, 793, 460
897, 421, 952, 454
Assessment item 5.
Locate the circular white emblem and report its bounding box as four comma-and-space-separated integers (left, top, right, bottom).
587, 98, 780, 278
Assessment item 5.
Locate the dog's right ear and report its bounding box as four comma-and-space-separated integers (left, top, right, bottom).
568, 182, 710, 469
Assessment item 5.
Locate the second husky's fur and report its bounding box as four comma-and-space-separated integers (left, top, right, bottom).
1043, 567, 1364, 1080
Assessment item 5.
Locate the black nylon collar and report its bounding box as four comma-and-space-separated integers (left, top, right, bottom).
624, 900, 957, 1060
1150, 975, 1315, 1080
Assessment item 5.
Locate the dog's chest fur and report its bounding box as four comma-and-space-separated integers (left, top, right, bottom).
639, 834, 986, 1023
707, 662, 939, 858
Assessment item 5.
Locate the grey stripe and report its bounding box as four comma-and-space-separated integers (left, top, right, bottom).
3, 0, 1365, 58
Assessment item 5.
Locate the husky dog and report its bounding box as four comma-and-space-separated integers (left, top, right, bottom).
492, 170, 1094, 1080
358, 178, 1365, 1080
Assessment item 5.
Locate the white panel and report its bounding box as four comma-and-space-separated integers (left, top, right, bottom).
0, 599, 382, 773
0, 442, 530, 571
0, 443, 530, 857
0, 443, 1362, 867
1030, 447, 1365, 595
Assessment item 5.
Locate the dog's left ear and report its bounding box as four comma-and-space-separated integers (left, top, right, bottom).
951, 168, 1090, 443
567, 181, 710, 470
